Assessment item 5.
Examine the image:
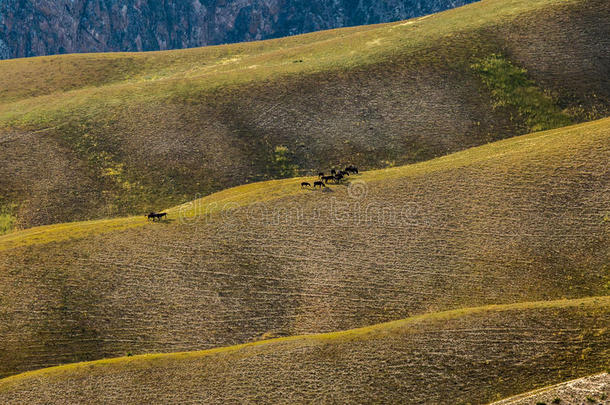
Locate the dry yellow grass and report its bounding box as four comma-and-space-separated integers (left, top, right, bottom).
0, 1, 607, 401
0, 297, 608, 404
0, 118, 607, 379
2, 117, 608, 252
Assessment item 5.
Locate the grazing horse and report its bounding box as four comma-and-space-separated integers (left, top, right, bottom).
321, 175, 335, 184
301, 182, 311, 188
313, 181, 326, 189
147, 212, 167, 221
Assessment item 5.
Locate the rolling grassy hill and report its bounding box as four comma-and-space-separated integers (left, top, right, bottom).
0, 0, 608, 230
0, 297, 608, 404
0, 117, 607, 379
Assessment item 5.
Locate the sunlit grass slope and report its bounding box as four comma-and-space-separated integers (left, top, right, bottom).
0, 0, 608, 229
0, 118, 607, 378
1, 117, 608, 252
0, 0, 595, 106
0, 297, 608, 404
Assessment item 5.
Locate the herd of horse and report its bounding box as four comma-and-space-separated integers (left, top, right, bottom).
301, 165, 359, 189
146, 165, 360, 221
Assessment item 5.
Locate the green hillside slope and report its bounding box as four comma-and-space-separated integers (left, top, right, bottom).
0, 118, 607, 378
0, 0, 608, 229
0, 297, 608, 404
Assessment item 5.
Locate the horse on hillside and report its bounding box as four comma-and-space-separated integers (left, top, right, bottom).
147, 212, 168, 221
321, 175, 335, 184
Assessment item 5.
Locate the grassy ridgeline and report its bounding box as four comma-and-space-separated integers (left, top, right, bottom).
0, 297, 608, 404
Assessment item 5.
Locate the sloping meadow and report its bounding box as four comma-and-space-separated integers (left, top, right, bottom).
0, 297, 608, 404
0, 118, 607, 379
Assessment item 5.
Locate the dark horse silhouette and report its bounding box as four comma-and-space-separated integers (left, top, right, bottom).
318, 172, 325, 179
321, 175, 335, 184
147, 212, 168, 221
301, 182, 311, 188
313, 181, 326, 189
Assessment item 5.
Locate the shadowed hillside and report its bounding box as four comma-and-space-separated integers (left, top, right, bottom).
0, 0, 608, 229
0, 118, 607, 378
0, 297, 608, 404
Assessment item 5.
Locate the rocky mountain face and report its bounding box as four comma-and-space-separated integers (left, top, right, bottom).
0, 0, 476, 59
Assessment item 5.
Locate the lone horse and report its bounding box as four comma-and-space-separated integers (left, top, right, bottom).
301, 182, 312, 188
313, 181, 326, 189
147, 212, 168, 221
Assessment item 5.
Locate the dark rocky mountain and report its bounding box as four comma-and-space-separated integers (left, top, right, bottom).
0, 0, 477, 59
